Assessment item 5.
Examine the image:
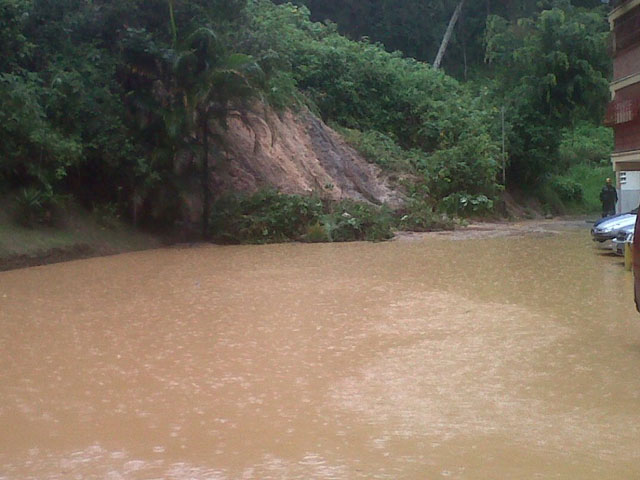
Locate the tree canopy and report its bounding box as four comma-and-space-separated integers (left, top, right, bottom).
0, 0, 614, 231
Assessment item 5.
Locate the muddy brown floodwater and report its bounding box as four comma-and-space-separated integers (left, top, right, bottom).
2, 221, 640, 479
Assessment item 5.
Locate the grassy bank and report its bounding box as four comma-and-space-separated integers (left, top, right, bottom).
0, 205, 162, 271
0, 181, 606, 272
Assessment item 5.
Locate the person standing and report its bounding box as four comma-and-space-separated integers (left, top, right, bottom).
600, 178, 618, 217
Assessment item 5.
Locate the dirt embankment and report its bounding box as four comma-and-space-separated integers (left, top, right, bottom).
219, 107, 404, 205
178, 105, 406, 224
1, 244, 98, 272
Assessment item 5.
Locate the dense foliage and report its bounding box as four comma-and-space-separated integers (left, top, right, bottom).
0, 0, 614, 240
0, 0, 255, 231
276, 0, 606, 78
269, 0, 612, 209
485, 1, 610, 186
209, 190, 395, 243
244, 1, 502, 207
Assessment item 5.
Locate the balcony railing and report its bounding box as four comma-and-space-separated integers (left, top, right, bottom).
605, 98, 640, 126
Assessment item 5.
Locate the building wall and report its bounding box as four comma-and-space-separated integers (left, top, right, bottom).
611, 6, 640, 154
619, 171, 640, 212
614, 82, 640, 102
610, 2, 640, 212
614, 117, 640, 152
612, 3, 640, 53
610, 83, 640, 152
613, 43, 640, 81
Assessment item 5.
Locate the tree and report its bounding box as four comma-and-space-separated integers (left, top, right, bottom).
434, 0, 467, 69
484, 2, 610, 185
174, 27, 261, 238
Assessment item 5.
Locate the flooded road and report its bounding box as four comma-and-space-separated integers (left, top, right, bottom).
2, 221, 640, 479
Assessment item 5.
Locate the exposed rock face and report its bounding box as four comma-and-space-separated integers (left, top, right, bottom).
213, 106, 404, 207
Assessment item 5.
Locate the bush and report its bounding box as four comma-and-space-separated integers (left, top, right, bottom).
14, 187, 57, 227
395, 198, 456, 231
422, 132, 500, 201
210, 190, 396, 243
336, 127, 419, 173
546, 164, 612, 214
303, 221, 330, 242
557, 123, 613, 169
439, 193, 494, 217
550, 177, 583, 202
93, 202, 122, 230
210, 190, 324, 243
535, 182, 565, 215
322, 200, 394, 242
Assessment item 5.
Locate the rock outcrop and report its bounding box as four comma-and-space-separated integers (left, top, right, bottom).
213, 106, 404, 207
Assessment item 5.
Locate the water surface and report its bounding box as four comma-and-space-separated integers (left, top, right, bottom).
2, 223, 639, 479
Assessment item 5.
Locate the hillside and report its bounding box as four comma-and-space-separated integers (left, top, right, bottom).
0, 0, 613, 250
170, 104, 405, 227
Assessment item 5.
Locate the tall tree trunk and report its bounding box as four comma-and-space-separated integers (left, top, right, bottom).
463, 38, 468, 80
201, 118, 210, 240
168, 0, 178, 47
461, 8, 467, 80
433, 0, 466, 70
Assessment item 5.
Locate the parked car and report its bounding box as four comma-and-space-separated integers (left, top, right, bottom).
633, 213, 640, 312
612, 223, 634, 256
591, 213, 637, 244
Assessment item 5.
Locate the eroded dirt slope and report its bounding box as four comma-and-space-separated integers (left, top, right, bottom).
213, 106, 404, 207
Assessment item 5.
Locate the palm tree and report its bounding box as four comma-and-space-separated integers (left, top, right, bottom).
173, 27, 262, 238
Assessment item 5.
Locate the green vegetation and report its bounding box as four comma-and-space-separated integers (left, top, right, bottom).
209, 190, 395, 243
210, 190, 324, 243
322, 200, 395, 242
547, 164, 612, 214
557, 123, 613, 169
484, 3, 610, 187
0, 197, 160, 268
396, 198, 458, 232
283, 0, 607, 77
336, 128, 418, 173
246, 1, 501, 202
0, 0, 258, 237
535, 122, 613, 214
277, 0, 550, 76
269, 0, 612, 213
0, 0, 614, 255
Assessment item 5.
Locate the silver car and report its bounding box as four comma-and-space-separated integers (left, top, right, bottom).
612, 223, 634, 256
591, 213, 637, 245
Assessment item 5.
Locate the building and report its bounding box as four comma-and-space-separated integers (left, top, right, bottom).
606, 0, 640, 212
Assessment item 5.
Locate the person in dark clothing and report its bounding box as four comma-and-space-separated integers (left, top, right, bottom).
600, 178, 618, 217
